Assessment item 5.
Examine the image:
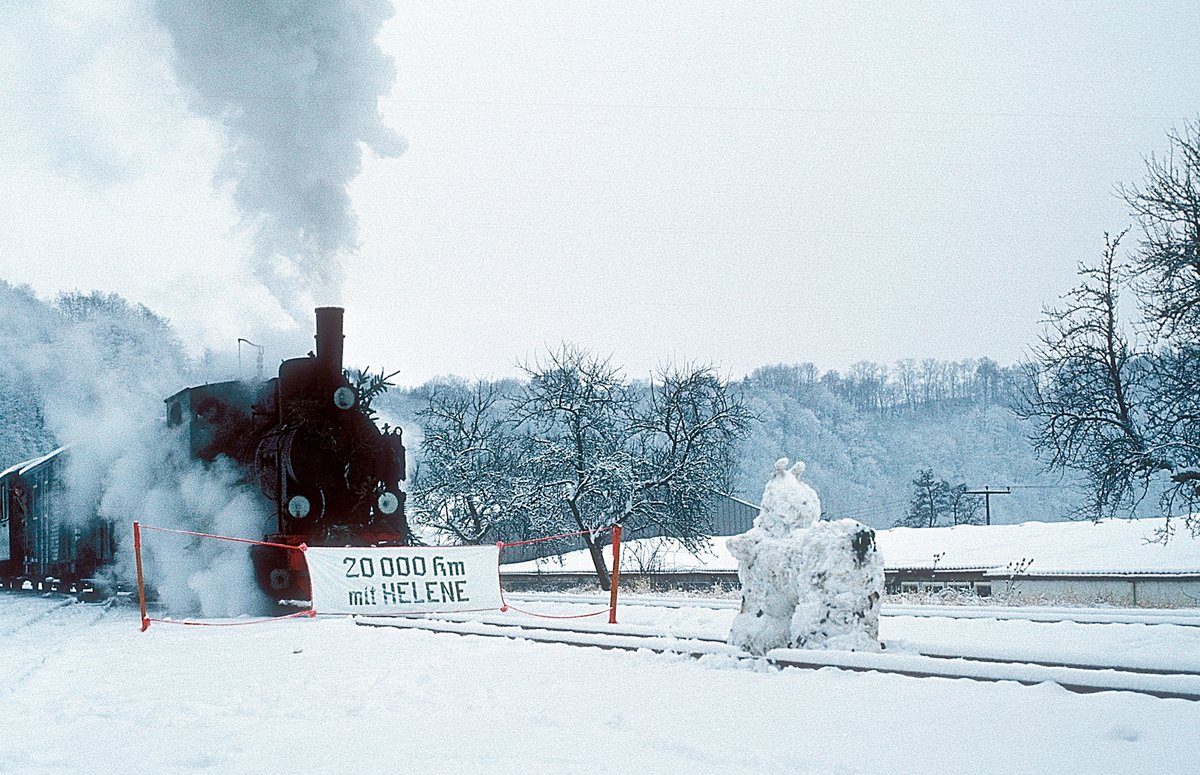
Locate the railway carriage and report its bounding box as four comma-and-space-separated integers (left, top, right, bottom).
0, 447, 116, 593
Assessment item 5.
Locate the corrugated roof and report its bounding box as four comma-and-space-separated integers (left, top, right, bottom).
981, 568, 1200, 579
723, 494, 762, 511
887, 564, 998, 573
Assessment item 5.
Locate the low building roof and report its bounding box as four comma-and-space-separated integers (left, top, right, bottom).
501, 515, 1200, 577
879, 517, 1200, 576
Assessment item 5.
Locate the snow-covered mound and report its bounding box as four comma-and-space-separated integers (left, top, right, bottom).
791, 520, 884, 650
727, 458, 883, 654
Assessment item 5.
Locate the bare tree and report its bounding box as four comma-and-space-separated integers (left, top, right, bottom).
1021, 122, 1200, 528
628, 363, 756, 541
950, 483, 983, 526
974, 358, 1003, 404
510, 346, 634, 589
895, 359, 919, 410
410, 379, 533, 545
748, 363, 819, 393
1017, 232, 1159, 517
1123, 120, 1200, 343
1123, 120, 1200, 520
847, 361, 889, 411
512, 346, 754, 589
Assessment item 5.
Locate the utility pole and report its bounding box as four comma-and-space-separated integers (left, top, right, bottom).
963, 486, 1010, 526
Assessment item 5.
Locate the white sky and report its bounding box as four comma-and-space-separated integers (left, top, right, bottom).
1, 2, 1198, 385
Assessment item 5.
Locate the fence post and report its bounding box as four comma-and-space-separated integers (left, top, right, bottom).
133, 521, 149, 632
608, 525, 622, 624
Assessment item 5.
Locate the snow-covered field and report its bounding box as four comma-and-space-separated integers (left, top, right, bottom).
2, 593, 1199, 774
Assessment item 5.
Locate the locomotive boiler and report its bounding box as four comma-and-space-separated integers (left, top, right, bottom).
164, 307, 408, 598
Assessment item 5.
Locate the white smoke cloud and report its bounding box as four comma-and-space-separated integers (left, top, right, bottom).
101, 436, 275, 618
0, 286, 275, 616
154, 0, 406, 318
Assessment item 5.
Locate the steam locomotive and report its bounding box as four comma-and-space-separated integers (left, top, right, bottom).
0, 307, 408, 600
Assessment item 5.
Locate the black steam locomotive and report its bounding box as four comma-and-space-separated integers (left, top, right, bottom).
0, 307, 408, 599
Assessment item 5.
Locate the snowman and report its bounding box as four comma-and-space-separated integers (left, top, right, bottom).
728, 458, 883, 655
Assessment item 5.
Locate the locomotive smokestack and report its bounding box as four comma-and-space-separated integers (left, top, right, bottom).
314, 307, 344, 378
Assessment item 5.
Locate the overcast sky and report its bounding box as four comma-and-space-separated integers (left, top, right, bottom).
2, 2, 1197, 385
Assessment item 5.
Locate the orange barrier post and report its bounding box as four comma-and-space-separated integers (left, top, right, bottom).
133, 521, 150, 632
608, 525, 622, 624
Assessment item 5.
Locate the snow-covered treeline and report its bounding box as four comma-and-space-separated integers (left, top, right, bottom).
735, 363, 1084, 528
376, 356, 1082, 536
755, 357, 1018, 415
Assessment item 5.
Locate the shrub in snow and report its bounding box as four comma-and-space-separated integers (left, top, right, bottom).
728, 458, 883, 654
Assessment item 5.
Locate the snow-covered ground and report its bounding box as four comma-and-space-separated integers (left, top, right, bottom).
2, 593, 1198, 774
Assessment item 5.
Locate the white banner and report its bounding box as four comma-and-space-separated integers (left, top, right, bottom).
305, 545, 503, 615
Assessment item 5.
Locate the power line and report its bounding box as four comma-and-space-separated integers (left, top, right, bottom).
962, 486, 1012, 526
0, 87, 1189, 124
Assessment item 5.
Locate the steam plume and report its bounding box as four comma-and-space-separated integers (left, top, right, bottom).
154, 0, 405, 317
0, 285, 274, 616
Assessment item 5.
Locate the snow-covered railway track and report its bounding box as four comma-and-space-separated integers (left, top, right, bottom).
380, 612, 1200, 679
359, 615, 1200, 702
907, 648, 1200, 678
357, 615, 746, 660
885, 603, 1200, 627
505, 591, 1200, 627
764, 649, 1200, 702
506, 591, 742, 611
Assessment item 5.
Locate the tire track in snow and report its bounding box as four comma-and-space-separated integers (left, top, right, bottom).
0, 599, 114, 697
0, 596, 76, 637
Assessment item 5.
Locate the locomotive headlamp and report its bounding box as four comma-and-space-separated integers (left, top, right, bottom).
377, 491, 400, 514
269, 568, 291, 591
287, 495, 311, 519
333, 386, 356, 410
